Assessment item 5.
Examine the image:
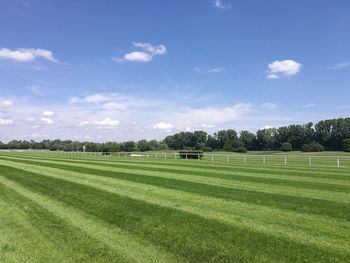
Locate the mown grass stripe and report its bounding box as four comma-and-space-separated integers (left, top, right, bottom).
0, 166, 348, 262
2, 157, 350, 223
0, 176, 179, 263
5, 153, 350, 179
6, 154, 350, 188
1, 160, 350, 256
0, 182, 132, 262
2, 155, 350, 205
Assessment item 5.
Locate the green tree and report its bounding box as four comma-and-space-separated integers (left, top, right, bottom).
159, 143, 169, 150
280, 142, 292, 152
239, 130, 255, 150
343, 139, 350, 152
137, 140, 150, 152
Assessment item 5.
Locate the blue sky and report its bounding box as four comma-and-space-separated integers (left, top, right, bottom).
0, 0, 350, 142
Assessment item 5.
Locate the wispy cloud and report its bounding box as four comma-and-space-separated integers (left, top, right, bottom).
266, 59, 301, 79
29, 86, 45, 96
153, 122, 174, 132
329, 62, 350, 70
214, 0, 231, 9
69, 93, 161, 111
0, 118, 14, 125
261, 102, 278, 109
336, 105, 350, 109
94, 117, 120, 127
0, 48, 58, 63
0, 91, 318, 142
0, 100, 14, 108
195, 67, 224, 73
301, 103, 316, 109
113, 42, 167, 63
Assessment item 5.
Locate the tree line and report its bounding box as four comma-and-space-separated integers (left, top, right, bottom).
1, 117, 350, 152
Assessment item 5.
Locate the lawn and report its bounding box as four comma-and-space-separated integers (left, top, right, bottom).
0, 152, 349, 262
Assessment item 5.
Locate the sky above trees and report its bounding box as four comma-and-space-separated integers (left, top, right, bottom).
0, 0, 350, 142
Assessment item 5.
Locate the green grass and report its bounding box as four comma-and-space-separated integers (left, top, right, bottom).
0, 153, 349, 262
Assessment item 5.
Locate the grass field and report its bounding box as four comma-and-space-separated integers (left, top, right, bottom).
0, 153, 350, 262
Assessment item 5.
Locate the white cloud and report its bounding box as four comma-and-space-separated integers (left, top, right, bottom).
0, 100, 14, 108
133, 42, 166, 55
301, 103, 316, 109
42, 111, 54, 117
153, 122, 174, 131
266, 59, 301, 79
0, 118, 14, 125
0, 91, 307, 142
329, 62, 350, 70
261, 102, 278, 109
0, 48, 58, 63
69, 93, 158, 111
336, 105, 350, 110
114, 42, 167, 63
94, 117, 120, 127
214, 0, 231, 9
208, 67, 224, 73
29, 86, 44, 96
40, 117, 54, 124
195, 67, 224, 73
201, 123, 215, 128
172, 103, 254, 126
124, 51, 152, 62
79, 121, 89, 126
25, 117, 36, 122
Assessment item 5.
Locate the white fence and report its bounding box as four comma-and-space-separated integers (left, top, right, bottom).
6, 150, 350, 168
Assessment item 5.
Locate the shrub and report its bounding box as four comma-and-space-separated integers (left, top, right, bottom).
223, 140, 245, 152
159, 143, 169, 150
233, 146, 247, 153
343, 139, 350, 152
203, 147, 213, 152
280, 142, 292, 152
179, 150, 204, 159
302, 142, 324, 152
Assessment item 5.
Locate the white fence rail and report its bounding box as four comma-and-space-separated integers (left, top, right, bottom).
3, 149, 350, 168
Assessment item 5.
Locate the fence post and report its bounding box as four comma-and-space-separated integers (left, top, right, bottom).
284, 156, 287, 165
244, 156, 246, 164
337, 158, 340, 168
186, 154, 188, 160
156, 153, 158, 159
263, 156, 266, 165
309, 157, 312, 166
227, 155, 229, 163
211, 154, 214, 162
165, 153, 167, 159
198, 154, 200, 160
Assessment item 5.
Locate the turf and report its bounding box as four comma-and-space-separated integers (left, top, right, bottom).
0, 153, 349, 262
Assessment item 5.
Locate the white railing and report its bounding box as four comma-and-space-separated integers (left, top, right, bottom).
4, 149, 349, 168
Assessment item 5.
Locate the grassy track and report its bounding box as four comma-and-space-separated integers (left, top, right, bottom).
0, 153, 349, 262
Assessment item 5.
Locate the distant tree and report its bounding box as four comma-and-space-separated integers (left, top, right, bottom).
255, 128, 277, 150
239, 130, 255, 150
205, 134, 219, 150
159, 143, 169, 150
137, 140, 150, 152
148, 140, 159, 151
343, 139, 350, 152
302, 142, 324, 152
223, 139, 244, 152
280, 142, 292, 152
120, 141, 137, 152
